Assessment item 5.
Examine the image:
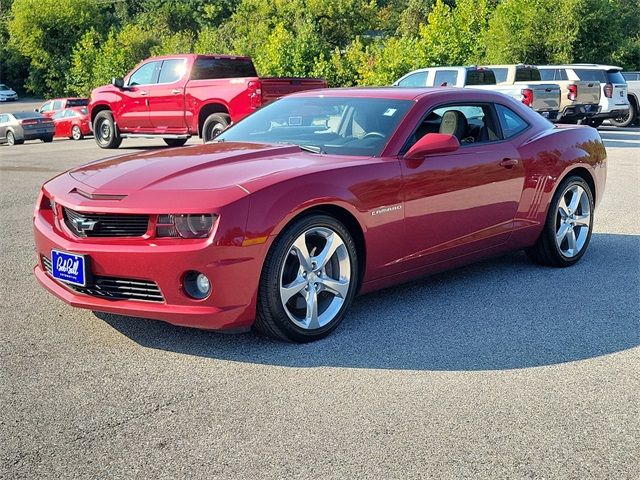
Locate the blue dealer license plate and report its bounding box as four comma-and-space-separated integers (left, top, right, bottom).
51, 250, 88, 286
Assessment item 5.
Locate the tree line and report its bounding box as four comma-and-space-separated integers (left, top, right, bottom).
0, 0, 638, 98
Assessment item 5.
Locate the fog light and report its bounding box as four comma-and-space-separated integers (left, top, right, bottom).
183, 271, 211, 299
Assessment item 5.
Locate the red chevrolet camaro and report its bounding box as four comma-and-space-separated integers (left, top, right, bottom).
33, 88, 606, 342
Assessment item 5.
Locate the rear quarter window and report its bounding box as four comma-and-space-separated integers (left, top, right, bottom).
491, 68, 508, 83
191, 57, 258, 80
397, 71, 428, 87
495, 104, 529, 138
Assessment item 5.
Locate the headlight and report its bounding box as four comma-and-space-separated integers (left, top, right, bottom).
156, 214, 215, 239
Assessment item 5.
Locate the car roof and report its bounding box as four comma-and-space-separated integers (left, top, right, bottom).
147, 53, 252, 61
290, 86, 507, 101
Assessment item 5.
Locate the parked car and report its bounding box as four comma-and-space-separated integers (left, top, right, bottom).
0, 111, 54, 146
393, 66, 561, 120
539, 64, 629, 127
493, 64, 601, 123
88, 54, 328, 149
34, 87, 606, 342
52, 107, 92, 140
0, 84, 18, 102
36, 98, 89, 118
611, 72, 640, 127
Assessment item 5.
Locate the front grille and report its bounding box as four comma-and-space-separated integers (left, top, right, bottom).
63, 207, 149, 238
42, 256, 164, 302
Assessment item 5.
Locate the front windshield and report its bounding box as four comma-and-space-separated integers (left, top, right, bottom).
0, 85, 9, 91
217, 96, 414, 156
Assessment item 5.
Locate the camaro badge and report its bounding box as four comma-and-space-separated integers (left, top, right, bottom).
371, 204, 402, 216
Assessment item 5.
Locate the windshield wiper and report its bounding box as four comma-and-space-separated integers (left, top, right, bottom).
298, 144, 325, 154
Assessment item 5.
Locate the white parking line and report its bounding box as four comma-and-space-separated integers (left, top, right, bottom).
602, 138, 640, 144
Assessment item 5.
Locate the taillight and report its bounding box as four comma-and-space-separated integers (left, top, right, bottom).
521, 88, 533, 107
20, 119, 38, 125
248, 80, 262, 109
603, 82, 613, 98
568, 84, 578, 101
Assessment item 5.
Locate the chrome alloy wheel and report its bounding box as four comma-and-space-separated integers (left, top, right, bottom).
555, 184, 591, 258
279, 227, 351, 330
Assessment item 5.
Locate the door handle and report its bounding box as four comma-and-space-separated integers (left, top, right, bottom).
499, 158, 519, 168
139, 90, 148, 96
171, 88, 182, 94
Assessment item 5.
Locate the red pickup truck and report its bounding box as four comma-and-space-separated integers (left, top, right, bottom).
88, 54, 327, 148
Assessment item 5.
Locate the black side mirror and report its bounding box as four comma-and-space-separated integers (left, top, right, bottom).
111, 77, 125, 89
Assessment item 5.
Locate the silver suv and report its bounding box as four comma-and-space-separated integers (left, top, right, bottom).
539, 64, 629, 127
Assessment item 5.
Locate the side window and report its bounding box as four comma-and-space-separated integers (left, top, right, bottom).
0, 114, 8, 123
40, 101, 52, 112
52, 101, 63, 110
573, 69, 606, 83
158, 59, 186, 84
397, 71, 428, 87
128, 61, 160, 86
557, 69, 568, 81
433, 70, 458, 86
52, 110, 64, 120
492, 68, 508, 83
404, 103, 499, 152
495, 104, 529, 138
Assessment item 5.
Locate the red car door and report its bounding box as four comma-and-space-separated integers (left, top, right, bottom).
400, 103, 525, 268
146, 58, 189, 133
53, 110, 70, 137
117, 60, 160, 131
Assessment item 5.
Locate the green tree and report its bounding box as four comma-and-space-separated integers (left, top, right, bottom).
8, 0, 101, 96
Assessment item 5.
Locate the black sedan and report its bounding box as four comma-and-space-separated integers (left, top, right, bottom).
0, 111, 55, 146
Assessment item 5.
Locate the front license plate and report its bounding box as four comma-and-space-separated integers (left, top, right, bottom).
51, 250, 88, 287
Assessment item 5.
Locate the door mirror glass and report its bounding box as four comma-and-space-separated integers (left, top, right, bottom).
405, 133, 460, 160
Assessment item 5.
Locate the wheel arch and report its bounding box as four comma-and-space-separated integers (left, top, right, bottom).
268, 203, 367, 292
90, 104, 112, 125
558, 166, 597, 205
198, 103, 230, 138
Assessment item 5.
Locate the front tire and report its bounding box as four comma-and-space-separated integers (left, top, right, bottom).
163, 138, 188, 147
202, 113, 229, 143
255, 214, 359, 342
526, 176, 594, 267
609, 101, 636, 128
94, 110, 122, 149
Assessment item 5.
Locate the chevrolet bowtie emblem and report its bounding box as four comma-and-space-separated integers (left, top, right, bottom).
73, 217, 98, 232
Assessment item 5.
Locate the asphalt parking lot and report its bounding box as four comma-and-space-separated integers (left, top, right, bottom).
1, 99, 639, 479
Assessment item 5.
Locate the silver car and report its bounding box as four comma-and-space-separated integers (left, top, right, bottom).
0, 111, 55, 146
0, 84, 18, 102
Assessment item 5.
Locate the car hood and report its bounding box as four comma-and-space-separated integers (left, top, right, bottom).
68, 142, 365, 195
0, 89, 16, 95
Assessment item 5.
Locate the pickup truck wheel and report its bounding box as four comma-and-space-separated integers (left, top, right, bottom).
585, 118, 603, 128
94, 111, 122, 149
202, 113, 229, 143
163, 138, 188, 147
610, 101, 636, 128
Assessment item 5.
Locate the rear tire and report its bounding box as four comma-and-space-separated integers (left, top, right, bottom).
526, 176, 594, 268
71, 125, 84, 140
255, 214, 359, 342
6, 131, 19, 146
42, 136, 53, 143
163, 138, 188, 147
609, 100, 636, 128
94, 110, 122, 149
202, 113, 229, 143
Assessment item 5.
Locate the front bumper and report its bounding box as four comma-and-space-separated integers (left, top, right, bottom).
33, 208, 261, 330
0, 95, 18, 102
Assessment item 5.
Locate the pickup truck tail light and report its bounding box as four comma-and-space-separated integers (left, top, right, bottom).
603, 82, 613, 98
568, 84, 578, 101
248, 80, 263, 109
521, 88, 534, 107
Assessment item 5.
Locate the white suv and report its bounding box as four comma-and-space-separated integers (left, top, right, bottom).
538, 64, 629, 127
